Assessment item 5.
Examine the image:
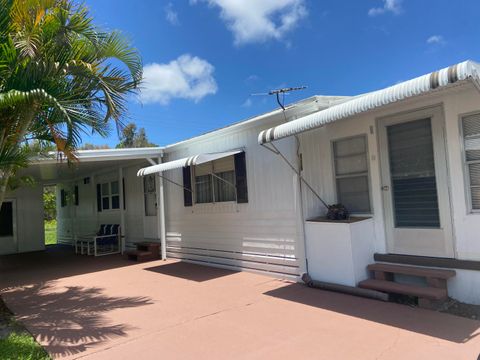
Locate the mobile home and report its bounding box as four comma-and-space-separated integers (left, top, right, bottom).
4, 60, 480, 305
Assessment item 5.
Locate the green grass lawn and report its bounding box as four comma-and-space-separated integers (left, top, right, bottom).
0, 332, 50, 360
44, 220, 57, 246
0, 297, 50, 360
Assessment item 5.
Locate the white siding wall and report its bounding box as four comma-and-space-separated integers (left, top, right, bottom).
2, 186, 44, 254
164, 119, 305, 277
299, 83, 480, 303
56, 161, 151, 245
124, 162, 152, 244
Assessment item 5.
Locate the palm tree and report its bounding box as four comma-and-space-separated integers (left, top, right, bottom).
0, 0, 142, 208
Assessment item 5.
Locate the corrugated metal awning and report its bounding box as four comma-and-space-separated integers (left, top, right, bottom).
258, 60, 480, 144
137, 149, 242, 176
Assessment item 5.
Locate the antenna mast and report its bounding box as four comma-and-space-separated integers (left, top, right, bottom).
251, 86, 307, 111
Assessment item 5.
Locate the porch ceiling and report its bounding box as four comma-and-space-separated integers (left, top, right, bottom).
19, 158, 147, 183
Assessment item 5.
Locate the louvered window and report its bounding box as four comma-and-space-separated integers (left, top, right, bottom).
333, 135, 371, 213
387, 119, 440, 227
462, 113, 480, 210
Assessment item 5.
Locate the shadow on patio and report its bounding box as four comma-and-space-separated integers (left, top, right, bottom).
264, 283, 480, 344
2, 281, 153, 358
0, 245, 136, 290
144, 261, 237, 282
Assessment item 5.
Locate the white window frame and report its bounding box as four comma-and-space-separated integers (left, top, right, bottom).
460, 111, 480, 213
331, 134, 372, 215
100, 180, 120, 211
192, 156, 237, 205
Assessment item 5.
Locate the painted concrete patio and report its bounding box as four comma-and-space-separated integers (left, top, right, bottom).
1, 247, 480, 359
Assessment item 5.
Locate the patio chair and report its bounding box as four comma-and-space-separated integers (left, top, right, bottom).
75, 224, 106, 255
94, 224, 121, 257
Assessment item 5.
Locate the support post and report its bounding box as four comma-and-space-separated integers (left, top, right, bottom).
157, 156, 167, 260
119, 167, 126, 254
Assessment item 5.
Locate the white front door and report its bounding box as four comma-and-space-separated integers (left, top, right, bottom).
0, 200, 17, 255
143, 174, 159, 239
378, 106, 454, 258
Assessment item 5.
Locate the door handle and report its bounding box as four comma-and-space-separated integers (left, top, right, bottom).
381, 185, 390, 191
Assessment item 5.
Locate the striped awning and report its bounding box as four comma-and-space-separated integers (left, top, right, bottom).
137, 150, 242, 176
258, 60, 480, 144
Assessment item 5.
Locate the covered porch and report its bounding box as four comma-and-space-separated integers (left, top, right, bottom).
3, 147, 166, 257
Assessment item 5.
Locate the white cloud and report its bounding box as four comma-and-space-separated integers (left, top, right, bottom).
427, 35, 445, 45
165, 3, 179, 25
140, 55, 218, 105
191, 0, 308, 45
368, 0, 403, 16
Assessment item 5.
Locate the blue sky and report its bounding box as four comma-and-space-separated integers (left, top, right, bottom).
84, 0, 480, 147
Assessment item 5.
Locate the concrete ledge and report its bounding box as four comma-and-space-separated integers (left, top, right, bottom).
374, 253, 480, 271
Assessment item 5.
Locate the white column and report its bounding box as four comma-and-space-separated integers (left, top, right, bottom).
157, 156, 167, 260
119, 167, 126, 254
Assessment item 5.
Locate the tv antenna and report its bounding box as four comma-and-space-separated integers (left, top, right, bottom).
251, 86, 307, 111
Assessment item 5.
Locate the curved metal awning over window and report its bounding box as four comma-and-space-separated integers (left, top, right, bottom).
137, 149, 243, 177
258, 60, 480, 144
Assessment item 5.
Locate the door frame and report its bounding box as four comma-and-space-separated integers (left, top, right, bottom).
0, 198, 18, 254
376, 105, 455, 258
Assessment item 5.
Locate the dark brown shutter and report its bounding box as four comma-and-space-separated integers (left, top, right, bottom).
122, 178, 126, 210
74, 185, 79, 206
60, 189, 66, 207
96, 184, 102, 212
234, 152, 248, 203
183, 166, 193, 207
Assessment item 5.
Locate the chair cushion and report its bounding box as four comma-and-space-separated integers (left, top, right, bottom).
104, 224, 112, 235
111, 224, 120, 235
97, 224, 106, 236
97, 236, 117, 246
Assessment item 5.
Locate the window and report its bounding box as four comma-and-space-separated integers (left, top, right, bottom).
183, 151, 248, 207
194, 157, 236, 204
332, 135, 371, 213
0, 201, 13, 237
462, 112, 480, 210
144, 174, 157, 216
99, 181, 120, 211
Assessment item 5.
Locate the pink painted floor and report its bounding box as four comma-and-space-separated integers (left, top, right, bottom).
1, 246, 480, 359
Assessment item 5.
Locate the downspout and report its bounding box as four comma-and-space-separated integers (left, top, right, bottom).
119, 167, 126, 254
294, 134, 310, 275
157, 155, 167, 260
267, 106, 328, 279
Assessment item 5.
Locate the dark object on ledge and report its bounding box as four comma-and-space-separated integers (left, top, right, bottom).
326, 204, 349, 220
306, 216, 370, 224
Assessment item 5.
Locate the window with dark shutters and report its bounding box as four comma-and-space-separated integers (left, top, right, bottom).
234, 152, 248, 203
183, 166, 193, 207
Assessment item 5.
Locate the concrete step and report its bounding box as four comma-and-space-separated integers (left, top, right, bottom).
358, 279, 447, 300
125, 250, 154, 262
368, 263, 456, 280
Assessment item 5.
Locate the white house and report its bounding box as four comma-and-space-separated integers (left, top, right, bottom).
3, 60, 480, 305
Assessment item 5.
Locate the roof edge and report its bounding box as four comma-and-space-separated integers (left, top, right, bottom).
259, 60, 480, 144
